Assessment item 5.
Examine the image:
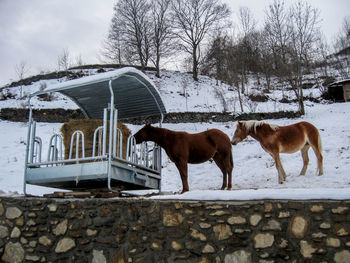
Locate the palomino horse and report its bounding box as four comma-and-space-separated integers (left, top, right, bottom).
134, 124, 233, 193
231, 121, 323, 184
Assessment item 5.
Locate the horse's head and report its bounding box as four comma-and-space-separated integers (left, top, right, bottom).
231, 121, 248, 145
134, 123, 152, 144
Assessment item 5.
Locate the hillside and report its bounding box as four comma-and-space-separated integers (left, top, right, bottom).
0, 65, 328, 115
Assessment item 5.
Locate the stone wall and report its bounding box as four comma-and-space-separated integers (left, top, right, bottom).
0, 108, 301, 124
0, 197, 349, 263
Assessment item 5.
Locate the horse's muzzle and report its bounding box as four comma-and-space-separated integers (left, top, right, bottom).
231, 140, 237, 145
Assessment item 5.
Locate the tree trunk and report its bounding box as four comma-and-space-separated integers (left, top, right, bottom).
192, 46, 199, 81
155, 47, 161, 78
240, 75, 245, 94
265, 74, 271, 91
298, 86, 305, 115
236, 84, 244, 112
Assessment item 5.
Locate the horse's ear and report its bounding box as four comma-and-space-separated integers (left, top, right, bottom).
145, 121, 150, 127
237, 121, 245, 129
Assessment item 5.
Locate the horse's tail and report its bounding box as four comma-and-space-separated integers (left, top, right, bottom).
315, 126, 324, 175
318, 130, 322, 153
305, 122, 322, 153
313, 124, 322, 153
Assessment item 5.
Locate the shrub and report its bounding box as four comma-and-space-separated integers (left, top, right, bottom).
248, 94, 269, 102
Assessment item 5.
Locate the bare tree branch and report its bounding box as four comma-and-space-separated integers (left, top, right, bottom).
103, 0, 152, 68
150, 0, 174, 77
171, 0, 230, 81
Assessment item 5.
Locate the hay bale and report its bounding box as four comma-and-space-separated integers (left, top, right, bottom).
60, 119, 131, 159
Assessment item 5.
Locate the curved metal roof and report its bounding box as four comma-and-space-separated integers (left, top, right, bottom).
30, 67, 166, 120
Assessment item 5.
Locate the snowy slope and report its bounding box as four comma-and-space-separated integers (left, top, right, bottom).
0, 68, 312, 113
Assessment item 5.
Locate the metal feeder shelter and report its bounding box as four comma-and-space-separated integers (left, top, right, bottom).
23, 67, 166, 195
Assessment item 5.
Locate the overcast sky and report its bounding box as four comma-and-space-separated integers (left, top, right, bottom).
0, 0, 349, 86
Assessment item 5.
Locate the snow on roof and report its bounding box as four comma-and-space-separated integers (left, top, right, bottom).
328, 78, 350, 87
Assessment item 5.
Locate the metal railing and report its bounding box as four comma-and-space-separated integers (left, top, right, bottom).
27, 118, 161, 173
32, 137, 42, 163
92, 126, 104, 157
125, 136, 161, 173
47, 134, 63, 164
69, 131, 85, 160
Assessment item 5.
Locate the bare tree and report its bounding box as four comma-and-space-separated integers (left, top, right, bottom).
201, 34, 229, 84
332, 16, 350, 79
287, 0, 321, 114
57, 48, 71, 72
316, 34, 330, 78
75, 54, 84, 67
238, 6, 256, 38
119, 0, 151, 68
171, 0, 230, 81
264, 0, 290, 67
263, 0, 321, 114
105, 0, 152, 68
14, 60, 29, 98
237, 6, 257, 94
334, 16, 350, 52
225, 37, 245, 112
150, 0, 174, 77
101, 21, 124, 64
255, 29, 274, 91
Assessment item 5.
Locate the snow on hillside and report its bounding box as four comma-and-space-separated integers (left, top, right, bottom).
0, 68, 320, 113
0, 68, 349, 199
147, 70, 310, 113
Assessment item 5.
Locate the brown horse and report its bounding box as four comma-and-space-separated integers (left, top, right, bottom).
134, 124, 233, 193
231, 121, 323, 184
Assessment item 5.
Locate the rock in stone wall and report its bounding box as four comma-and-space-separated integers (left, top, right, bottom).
0, 198, 349, 262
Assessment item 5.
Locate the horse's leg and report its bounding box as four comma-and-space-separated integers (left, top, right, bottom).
213, 154, 227, 190
175, 161, 189, 193
227, 151, 233, 190
272, 152, 286, 183
300, 144, 310, 175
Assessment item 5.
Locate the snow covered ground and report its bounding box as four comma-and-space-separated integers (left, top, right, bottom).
0, 68, 349, 199
0, 102, 349, 199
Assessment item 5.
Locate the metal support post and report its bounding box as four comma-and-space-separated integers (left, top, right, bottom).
23, 98, 33, 196
107, 79, 118, 192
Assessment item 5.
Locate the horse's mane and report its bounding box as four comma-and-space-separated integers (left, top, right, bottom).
242, 120, 279, 134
